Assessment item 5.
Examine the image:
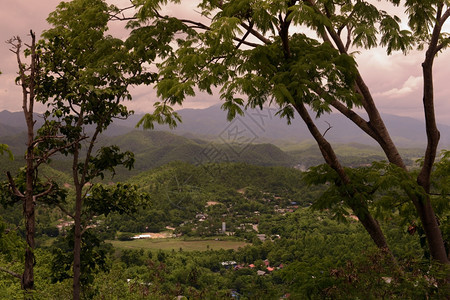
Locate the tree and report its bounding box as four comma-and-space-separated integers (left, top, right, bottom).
121, 0, 449, 266
4, 34, 41, 292
37, 0, 172, 297
2, 32, 68, 294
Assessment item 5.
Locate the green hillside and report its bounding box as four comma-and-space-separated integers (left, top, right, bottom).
283, 142, 424, 169
0, 129, 426, 184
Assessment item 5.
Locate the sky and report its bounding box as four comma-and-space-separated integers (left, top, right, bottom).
0, 0, 449, 125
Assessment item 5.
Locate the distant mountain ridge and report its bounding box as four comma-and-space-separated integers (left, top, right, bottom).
0, 119, 425, 181
113, 105, 450, 147
1, 105, 449, 147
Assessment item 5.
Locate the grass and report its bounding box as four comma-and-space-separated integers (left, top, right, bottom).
107, 238, 249, 252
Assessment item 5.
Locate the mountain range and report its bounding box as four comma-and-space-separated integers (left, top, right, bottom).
0, 104, 436, 181
1, 105, 449, 147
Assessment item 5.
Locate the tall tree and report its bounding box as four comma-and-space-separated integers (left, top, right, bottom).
39, 0, 159, 298
3, 32, 67, 294
122, 0, 449, 265
6, 35, 40, 292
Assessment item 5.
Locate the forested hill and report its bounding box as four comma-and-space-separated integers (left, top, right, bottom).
0, 130, 295, 181
97, 131, 295, 178
0, 126, 425, 181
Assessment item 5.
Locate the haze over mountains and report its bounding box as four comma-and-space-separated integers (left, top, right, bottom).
0, 105, 450, 147
131, 105, 450, 147
1, 104, 449, 148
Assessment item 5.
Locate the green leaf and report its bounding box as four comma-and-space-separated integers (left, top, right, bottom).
136, 102, 182, 130
0, 144, 13, 161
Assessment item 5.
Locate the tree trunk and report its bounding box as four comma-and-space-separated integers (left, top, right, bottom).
72, 195, 82, 300
22, 188, 35, 292
311, 0, 449, 266
279, 13, 389, 257
22, 139, 35, 292
293, 102, 394, 258
72, 146, 82, 300
414, 26, 449, 265
21, 32, 37, 291
356, 212, 389, 251
414, 197, 449, 263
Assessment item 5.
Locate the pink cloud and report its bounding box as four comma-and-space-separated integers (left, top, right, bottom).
376, 75, 422, 98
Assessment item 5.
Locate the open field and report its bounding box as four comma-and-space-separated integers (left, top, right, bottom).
107, 238, 249, 251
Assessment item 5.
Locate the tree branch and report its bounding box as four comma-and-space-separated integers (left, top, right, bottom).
417, 3, 447, 191
0, 267, 21, 279
108, 5, 135, 21
345, 25, 352, 52
434, 8, 450, 54
236, 21, 254, 49
435, 38, 449, 53
328, 99, 379, 141
6, 171, 24, 198
240, 22, 271, 45
31, 135, 65, 148
322, 121, 333, 137
55, 203, 74, 220
32, 182, 53, 199
35, 135, 88, 167
152, 8, 261, 48
439, 7, 450, 26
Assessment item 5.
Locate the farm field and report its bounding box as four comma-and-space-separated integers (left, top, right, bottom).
108, 238, 249, 251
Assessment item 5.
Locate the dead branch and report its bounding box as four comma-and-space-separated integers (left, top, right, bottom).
323, 121, 333, 137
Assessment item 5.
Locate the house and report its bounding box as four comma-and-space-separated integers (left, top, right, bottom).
56, 220, 74, 231
257, 270, 266, 276
132, 234, 152, 239
221, 261, 237, 269
257, 234, 266, 242
195, 213, 207, 222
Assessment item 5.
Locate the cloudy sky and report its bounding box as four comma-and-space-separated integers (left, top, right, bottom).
0, 0, 449, 125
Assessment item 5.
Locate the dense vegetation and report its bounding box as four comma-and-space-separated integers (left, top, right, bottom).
1, 161, 449, 299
